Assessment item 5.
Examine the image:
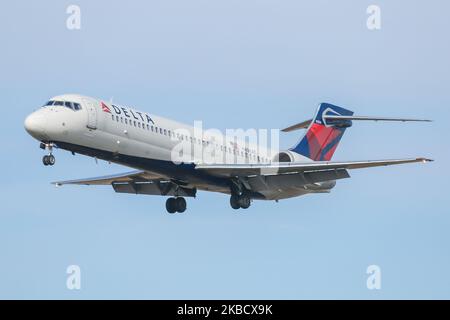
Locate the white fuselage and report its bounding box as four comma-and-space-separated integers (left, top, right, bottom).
26, 95, 281, 162
25, 94, 324, 200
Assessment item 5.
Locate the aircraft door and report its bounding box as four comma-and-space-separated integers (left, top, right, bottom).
84, 99, 97, 130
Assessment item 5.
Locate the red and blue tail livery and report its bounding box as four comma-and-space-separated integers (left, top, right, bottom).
290, 103, 354, 161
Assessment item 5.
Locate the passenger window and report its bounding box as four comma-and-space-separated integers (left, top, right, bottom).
164, 129, 167, 135
125, 119, 128, 124
134, 121, 137, 127
138, 122, 141, 128
111, 115, 115, 120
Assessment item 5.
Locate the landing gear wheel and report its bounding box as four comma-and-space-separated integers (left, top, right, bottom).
230, 194, 251, 210
166, 197, 187, 214
48, 154, 55, 166
43, 155, 55, 166
166, 198, 177, 214
238, 195, 251, 209
175, 197, 186, 213
230, 195, 240, 210
174, 197, 186, 213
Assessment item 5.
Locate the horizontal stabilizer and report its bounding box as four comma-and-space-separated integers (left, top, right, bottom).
282, 115, 431, 132
323, 115, 432, 122
281, 119, 313, 132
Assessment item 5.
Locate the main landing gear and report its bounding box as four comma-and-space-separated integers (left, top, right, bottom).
166, 197, 187, 214
41, 142, 56, 166
230, 194, 251, 210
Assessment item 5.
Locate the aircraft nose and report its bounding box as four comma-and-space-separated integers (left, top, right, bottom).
24, 111, 47, 140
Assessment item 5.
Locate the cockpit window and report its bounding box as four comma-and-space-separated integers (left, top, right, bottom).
42, 100, 82, 111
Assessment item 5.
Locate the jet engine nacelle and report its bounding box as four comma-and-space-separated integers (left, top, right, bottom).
272, 150, 308, 163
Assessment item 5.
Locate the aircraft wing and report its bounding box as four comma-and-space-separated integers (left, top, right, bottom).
195, 158, 433, 177
52, 158, 432, 197
53, 170, 157, 186
53, 170, 197, 197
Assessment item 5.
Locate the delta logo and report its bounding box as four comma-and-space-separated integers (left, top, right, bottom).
100, 101, 155, 124
101, 102, 111, 113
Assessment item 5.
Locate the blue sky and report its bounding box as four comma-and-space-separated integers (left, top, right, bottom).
0, 0, 449, 299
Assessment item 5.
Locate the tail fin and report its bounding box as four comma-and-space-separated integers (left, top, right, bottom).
290, 103, 354, 161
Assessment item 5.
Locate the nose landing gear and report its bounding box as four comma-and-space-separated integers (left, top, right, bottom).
43, 154, 56, 166
41, 143, 56, 166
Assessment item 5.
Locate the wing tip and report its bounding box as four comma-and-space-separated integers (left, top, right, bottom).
417, 157, 434, 163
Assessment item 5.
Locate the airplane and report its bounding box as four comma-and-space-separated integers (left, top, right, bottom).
24, 94, 432, 214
